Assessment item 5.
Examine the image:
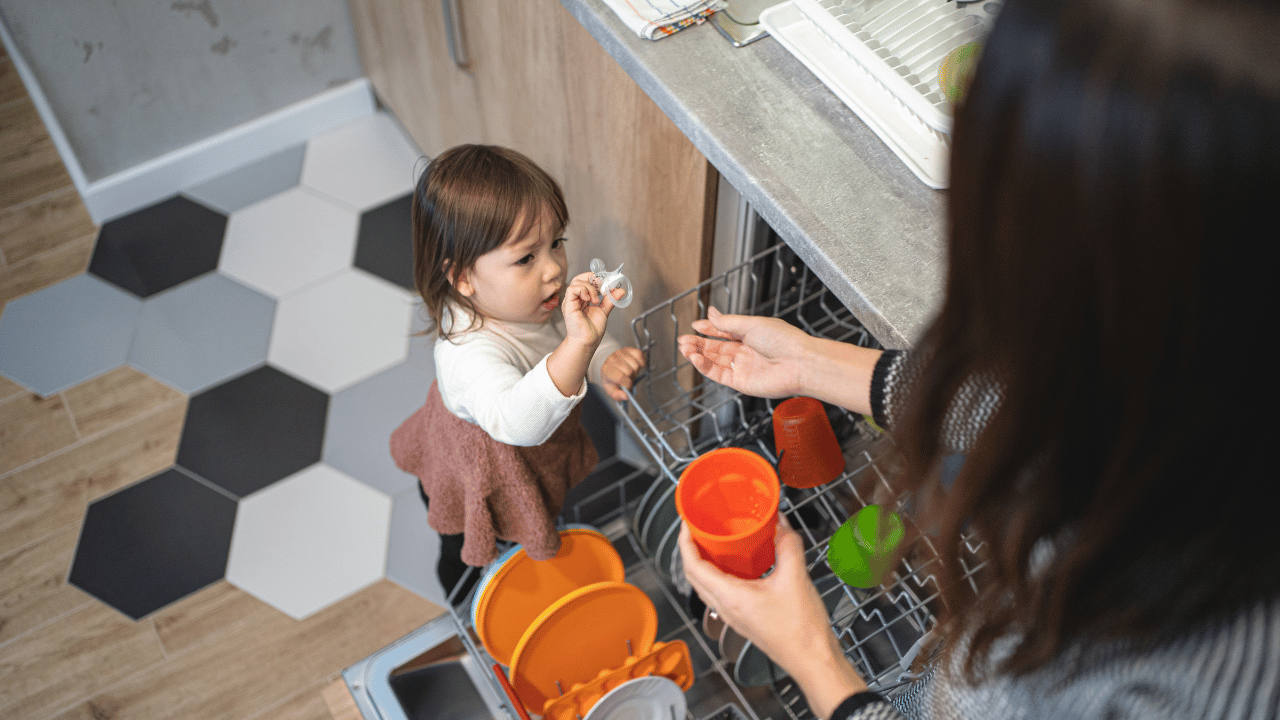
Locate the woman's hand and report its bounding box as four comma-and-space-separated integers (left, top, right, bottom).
562, 271, 622, 349
601, 347, 646, 401
677, 307, 811, 399
680, 514, 868, 719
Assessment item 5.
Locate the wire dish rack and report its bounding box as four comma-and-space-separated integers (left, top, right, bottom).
428, 242, 986, 720
614, 240, 989, 719
760, 0, 997, 187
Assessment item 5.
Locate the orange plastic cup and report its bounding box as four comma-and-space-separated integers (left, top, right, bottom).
675, 448, 781, 578
772, 397, 845, 489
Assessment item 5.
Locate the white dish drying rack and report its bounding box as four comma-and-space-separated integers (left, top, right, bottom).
760, 0, 996, 188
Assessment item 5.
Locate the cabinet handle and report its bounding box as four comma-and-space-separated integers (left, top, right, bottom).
442, 0, 468, 68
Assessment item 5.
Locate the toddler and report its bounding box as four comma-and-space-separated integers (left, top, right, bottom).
390, 145, 645, 598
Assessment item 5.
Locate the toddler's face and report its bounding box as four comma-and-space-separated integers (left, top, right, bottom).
457, 203, 568, 325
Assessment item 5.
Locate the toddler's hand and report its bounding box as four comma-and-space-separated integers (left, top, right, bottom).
562, 271, 624, 348
601, 347, 646, 401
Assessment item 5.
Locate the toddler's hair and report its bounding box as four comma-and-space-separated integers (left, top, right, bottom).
412, 144, 569, 339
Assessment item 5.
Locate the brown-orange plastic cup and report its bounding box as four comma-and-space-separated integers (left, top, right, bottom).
675, 448, 781, 579
773, 397, 845, 489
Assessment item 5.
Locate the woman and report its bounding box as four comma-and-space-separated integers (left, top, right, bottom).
677, 0, 1280, 717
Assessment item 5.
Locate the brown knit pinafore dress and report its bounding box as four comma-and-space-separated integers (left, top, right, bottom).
390, 380, 598, 566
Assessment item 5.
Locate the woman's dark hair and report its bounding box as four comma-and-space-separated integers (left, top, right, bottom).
412, 144, 569, 339
898, 0, 1280, 681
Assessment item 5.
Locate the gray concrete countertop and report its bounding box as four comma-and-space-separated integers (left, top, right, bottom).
559, 0, 948, 348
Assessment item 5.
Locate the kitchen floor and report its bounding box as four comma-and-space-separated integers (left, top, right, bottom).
0, 39, 624, 720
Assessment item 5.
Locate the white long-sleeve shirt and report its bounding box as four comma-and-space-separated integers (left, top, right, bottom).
433, 303, 622, 447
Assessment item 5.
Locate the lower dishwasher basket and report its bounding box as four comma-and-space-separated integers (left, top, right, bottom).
349, 241, 986, 720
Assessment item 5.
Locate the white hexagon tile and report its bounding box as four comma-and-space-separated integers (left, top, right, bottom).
219, 187, 358, 299
268, 269, 415, 393
300, 113, 421, 212
225, 463, 392, 620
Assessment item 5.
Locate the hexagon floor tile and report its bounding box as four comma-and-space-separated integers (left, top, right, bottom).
129, 273, 276, 393
90, 196, 227, 298
301, 113, 420, 212
384, 485, 448, 609
324, 360, 433, 496
0, 274, 141, 396
183, 143, 307, 214
219, 187, 358, 299
269, 269, 414, 393
226, 463, 391, 620
68, 466, 237, 620
355, 193, 414, 291
177, 365, 328, 499
406, 309, 438, 378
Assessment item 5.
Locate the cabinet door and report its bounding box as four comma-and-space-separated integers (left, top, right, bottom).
347, 0, 715, 334
346, 0, 488, 149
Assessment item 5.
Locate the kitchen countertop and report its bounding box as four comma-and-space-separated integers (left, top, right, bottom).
557, 0, 948, 349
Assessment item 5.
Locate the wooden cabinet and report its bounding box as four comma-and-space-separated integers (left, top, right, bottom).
346, 0, 717, 332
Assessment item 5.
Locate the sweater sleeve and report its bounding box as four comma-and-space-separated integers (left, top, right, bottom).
831, 692, 905, 720
868, 350, 1003, 455
435, 335, 586, 447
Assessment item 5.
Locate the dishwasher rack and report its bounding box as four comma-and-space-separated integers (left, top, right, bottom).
429, 241, 986, 720
613, 240, 989, 719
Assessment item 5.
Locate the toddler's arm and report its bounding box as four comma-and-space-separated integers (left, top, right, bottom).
438, 340, 585, 447
546, 272, 621, 397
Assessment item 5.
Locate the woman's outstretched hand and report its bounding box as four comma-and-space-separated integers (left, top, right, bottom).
677, 307, 811, 399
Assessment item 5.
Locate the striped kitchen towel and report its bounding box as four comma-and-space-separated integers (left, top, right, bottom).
602, 0, 727, 39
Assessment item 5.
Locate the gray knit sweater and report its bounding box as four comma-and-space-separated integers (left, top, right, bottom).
837, 351, 1280, 720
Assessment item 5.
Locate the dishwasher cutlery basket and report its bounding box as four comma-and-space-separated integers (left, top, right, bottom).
434, 240, 986, 720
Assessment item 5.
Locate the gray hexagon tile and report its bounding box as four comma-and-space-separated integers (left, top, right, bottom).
385, 485, 448, 609
219, 187, 358, 299
268, 269, 414, 393
183, 143, 307, 214
406, 309, 437, 379
0, 275, 141, 396
324, 360, 433, 497
226, 463, 391, 620
301, 113, 420, 212
128, 273, 276, 393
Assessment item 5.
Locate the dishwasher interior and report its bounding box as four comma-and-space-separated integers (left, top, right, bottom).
345, 239, 987, 720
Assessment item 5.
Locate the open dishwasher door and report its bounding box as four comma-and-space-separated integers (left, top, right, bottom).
343, 612, 507, 720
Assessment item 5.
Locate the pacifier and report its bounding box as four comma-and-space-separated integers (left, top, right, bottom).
590, 259, 633, 308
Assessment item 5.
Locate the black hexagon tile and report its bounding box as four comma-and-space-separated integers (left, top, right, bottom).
177, 365, 329, 499
68, 467, 237, 620
354, 193, 414, 291
90, 195, 228, 298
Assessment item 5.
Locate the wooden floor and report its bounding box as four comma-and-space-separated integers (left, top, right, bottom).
0, 38, 443, 720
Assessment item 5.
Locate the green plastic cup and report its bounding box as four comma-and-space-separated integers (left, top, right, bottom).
827, 505, 904, 588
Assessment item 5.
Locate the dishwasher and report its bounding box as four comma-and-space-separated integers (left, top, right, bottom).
343, 238, 988, 720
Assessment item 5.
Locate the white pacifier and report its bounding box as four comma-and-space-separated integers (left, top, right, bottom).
590, 258, 633, 308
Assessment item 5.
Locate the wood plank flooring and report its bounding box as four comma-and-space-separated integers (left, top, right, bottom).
0, 36, 443, 719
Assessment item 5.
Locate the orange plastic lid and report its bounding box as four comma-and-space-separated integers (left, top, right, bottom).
473, 526, 624, 666
509, 581, 658, 713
